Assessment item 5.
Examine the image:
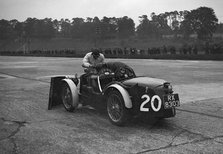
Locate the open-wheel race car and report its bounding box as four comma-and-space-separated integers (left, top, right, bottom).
48, 62, 180, 126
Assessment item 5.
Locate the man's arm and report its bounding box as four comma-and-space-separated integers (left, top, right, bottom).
82, 53, 92, 68
99, 53, 105, 64
101, 54, 105, 63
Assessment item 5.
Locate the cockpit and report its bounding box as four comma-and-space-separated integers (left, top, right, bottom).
81, 62, 136, 94
87, 62, 136, 91
95, 62, 136, 80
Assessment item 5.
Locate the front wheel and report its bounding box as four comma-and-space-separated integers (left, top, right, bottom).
159, 107, 176, 119
107, 90, 129, 126
61, 82, 79, 112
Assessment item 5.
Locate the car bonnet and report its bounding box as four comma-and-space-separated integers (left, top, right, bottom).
122, 76, 166, 89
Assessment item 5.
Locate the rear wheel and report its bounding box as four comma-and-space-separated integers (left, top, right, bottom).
107, 90, 129, 126
61, 82, 78, 112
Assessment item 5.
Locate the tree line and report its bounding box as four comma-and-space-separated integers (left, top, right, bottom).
0, 6, 222, 42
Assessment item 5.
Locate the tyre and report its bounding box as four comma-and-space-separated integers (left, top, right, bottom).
160, 107, 176, 119
61, 82, 78, 112
107, 90, 129, 126
167, 107, 176, 117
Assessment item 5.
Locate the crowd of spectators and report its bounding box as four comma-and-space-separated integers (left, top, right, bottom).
0, 42, 222, 57
101, 43, 222, 55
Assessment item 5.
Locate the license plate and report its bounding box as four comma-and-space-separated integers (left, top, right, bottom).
163, 94, 180, 109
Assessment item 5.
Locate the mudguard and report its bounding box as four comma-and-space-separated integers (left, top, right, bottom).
48, 76, 78, 110
62, 78, 79, 109
105, 84, 132, 108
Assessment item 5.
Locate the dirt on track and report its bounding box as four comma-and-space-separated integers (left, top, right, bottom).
0, 56, 223, 154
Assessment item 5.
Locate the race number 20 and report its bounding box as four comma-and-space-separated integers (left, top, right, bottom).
140, 94, 162, 112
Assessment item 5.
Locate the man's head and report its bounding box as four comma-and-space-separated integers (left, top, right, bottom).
92, 49, 100, 59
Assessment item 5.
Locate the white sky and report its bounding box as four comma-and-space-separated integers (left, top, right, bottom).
0, 0, 223, 25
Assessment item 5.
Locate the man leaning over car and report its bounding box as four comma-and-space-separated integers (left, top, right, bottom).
80, 49, 105, 91
82, 49, 105, 71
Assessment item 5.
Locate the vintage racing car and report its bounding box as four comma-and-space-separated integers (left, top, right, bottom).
48, 62, 180, 126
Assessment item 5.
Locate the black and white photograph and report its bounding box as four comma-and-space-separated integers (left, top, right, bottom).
0, 0, 223, 153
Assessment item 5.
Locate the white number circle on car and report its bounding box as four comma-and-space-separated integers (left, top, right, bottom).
140, 94, 162, 112
151, 95, 162, 112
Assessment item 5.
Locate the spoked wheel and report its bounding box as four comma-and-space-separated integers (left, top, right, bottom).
61, 82, 78, 112
107, 90, 129, 126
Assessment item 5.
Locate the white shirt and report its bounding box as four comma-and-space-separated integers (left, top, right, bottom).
82, 52, 105, 67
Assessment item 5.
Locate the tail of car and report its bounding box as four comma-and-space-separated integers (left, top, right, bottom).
48, 76, 79, 110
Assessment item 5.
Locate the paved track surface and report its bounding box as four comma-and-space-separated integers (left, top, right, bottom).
0, 56, 223, 154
